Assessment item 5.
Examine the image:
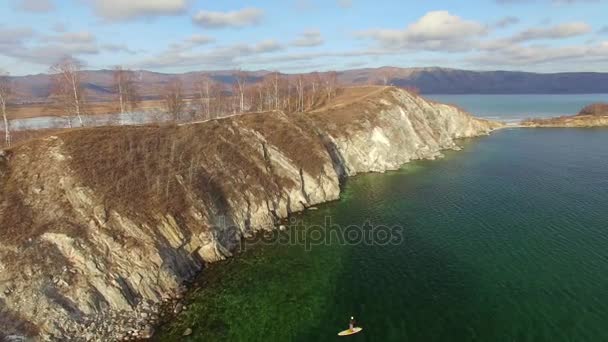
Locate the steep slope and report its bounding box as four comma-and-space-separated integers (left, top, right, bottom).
0, 87, 500, 341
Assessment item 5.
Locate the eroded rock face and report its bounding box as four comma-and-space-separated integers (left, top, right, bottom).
0, 87, 500, 340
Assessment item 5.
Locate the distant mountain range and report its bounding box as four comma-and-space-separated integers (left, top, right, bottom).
8, 67, 608, 103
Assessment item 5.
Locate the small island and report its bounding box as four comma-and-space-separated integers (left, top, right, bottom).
522, 103, 608, 128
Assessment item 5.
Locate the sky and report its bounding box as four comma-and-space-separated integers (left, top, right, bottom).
1, 0, 608, 76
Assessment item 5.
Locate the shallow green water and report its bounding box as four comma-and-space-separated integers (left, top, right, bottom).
157, 128, 608, 342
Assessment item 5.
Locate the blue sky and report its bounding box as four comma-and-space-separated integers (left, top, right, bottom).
1, 0, 607, 75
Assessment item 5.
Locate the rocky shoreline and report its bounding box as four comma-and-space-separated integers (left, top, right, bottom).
0, 87, 501, 341
521, 103, 608, 128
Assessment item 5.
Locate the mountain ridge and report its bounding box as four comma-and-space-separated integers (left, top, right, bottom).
6, 67, 608, 103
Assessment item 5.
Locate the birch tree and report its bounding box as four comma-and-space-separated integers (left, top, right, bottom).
323, 71, 338, 101
195, 74, 212, 120
380, 68, 395, 86
113, 66, 140, 114
264, 71, 281, 110
164, 78, 184, 121
50, 57, 87, 126
307, 72, 321, 110
210, 83, 224, 118
295, 74, 305, 112
0, 71, 11, 147
234, 70, 247, 113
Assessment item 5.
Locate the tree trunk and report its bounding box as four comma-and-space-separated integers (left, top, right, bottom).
1, 98, 9, 147
118, 81, 125, 114
71, 74, 83, 126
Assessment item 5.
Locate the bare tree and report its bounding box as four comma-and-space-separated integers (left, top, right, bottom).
164, 78, 184, 121
295, 74, 305, 112
307, 72, 321, 110
0, 70, 11, 147
323, 71, 338, 101
195, 74, 213, 120
50, 57, 87, 126
210, 83, 225, 118
380, 68, 395, 86
265, 71, 281, 110
234, 70, 248, 113
113, 66, 140, 114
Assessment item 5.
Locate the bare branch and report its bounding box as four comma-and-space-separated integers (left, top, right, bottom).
0, 70, 12, 147
49, 57, 87, 127
163, 78, 184, 121
113, 66, 141, 115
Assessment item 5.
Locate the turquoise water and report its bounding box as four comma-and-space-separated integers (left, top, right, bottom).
426, 94, 608, 123
157, 128, 608, 341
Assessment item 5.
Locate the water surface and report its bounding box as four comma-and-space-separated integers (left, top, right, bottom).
426, 94, 608, 123
157, 128, 608, 341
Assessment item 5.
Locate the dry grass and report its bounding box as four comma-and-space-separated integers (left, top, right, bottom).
306, 86, 395, 132
1, 128, 67, 150
0, 86, 389, 245
56, 110, 329, 220
7, 99, 166, 120
235, 111, 326, 176
577, 103, 608, 116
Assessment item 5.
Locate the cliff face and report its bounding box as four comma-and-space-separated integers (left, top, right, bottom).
0, 87, 500, 341
522, 103, 608, 128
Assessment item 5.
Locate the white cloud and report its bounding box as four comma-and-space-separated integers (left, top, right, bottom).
292, 30, 324, 47
494, 16, 520, 28
12, 0, 55, 13
253, 40, 283, 53
48, 31, 96, 44
192, 8, 264, 29
337, 0, 353, 8
137, 39, 283, 69
0, 27, 34, 45
0, 27, 100, 66
512, 22, 592, 42
89, 0, 189, 21
168, 34, 216, 52
52, 22, 67, 33
359, 11, 487, 52
186, 34, 215, 46
102, 43, 137, 54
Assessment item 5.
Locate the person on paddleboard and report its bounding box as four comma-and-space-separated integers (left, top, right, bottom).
349, 316, 355, 331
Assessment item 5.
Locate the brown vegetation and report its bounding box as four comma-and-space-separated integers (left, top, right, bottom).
0, 128, 66, 150
522, 102, 608, 127
163, 79, 185, 121
577, 103, 608, 116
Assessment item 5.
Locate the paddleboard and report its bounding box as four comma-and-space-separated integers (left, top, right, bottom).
338, 327, 363, 336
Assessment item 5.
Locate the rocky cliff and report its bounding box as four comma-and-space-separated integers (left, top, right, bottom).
521, 103, 608, 128
0, 86, 500, 341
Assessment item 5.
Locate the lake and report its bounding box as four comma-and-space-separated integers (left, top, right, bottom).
155, 95, 608, 341
426, 94, 608, 123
